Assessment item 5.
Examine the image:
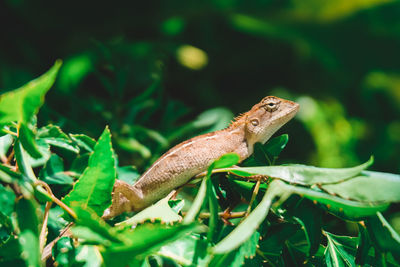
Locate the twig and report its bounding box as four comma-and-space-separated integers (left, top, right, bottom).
194, 167, 266, 181
35, 180, 77, 220
39, 201, 52, 253
221, 207, 235, 225
1, 128, 17, 137
42, 222, 73, 262
182, 211, 246, 220
62, 171, 80, 178
6, 149, 15, 165
246, 176, 262, 216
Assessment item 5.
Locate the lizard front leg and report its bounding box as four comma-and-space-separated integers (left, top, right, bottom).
102, 180, 141, 219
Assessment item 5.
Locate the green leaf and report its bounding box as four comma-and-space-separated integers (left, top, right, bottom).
16, 197, 39, 235
69, 153, 90, 176
69, 134, 96, 153
229, 179, 266, 201
169, 199, 185, 214
47, 206, 69, 235
205, 154, 235, 243
168, 107, 234, 142
251, 142, 271, 166
222, 177, 388, 257
282, 231, 312, 266
211, 153, 240, 170
18, 123, 43, 159
366, 212, 400, 255
52, 237, 76, 267
0, 236, 22, 263
227, 156, 373, 185
265, 134, 289, 158
258, 223, 300, 258
14, 141, 36, 181
26, 139, 51, 168
290, 199, 323, 256
156, 234, 210, 266
0, 211, 13, 244
63, 127, 117, 217
183, 178, 207, 224
0, 164, 35, 198
252, 134, 290, 166
58, 53, 93, 93
71, 205, 123, 244
16, 198, 40, 267
355, 224, 372, 265
39, 154, 74, 185
0, 168, 16, 184
117, 195, 181, 227
277, 181, 389, 220
19, 231, 40, 267
101, 222, 201, 267
0, 60, 62, 125
116, 137, 151, 159
0, 184, 16, 217
70, 225, 113, 246
232, 231, 260, 265
0, 134, 13, 160
322, 170, 400, 203
284, 0, 391, 22
212, 180, 286, 254
75, 245, 103, 266
206, 176, 219, 243
324, 231, 357, 267
117, 166, 140, 185
38, 125, 79, 153
0, 185, 15, 244
210, 231, 261, 267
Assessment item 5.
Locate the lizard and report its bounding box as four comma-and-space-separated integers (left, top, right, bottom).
103, 96, 299, 219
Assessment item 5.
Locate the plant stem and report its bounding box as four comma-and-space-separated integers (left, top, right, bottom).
39, 201, 52, 253
246, 177, 262, 216
35, 180, 77, 220
182, 211, 246, 220
194, 167, 268, 181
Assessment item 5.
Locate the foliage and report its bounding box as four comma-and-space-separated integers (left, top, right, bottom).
2, 0, 400, 174
0, 66, 399, 266
1, 2, 400, 265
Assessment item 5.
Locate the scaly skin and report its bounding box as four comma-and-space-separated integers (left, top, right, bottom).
103, 96, 299, 218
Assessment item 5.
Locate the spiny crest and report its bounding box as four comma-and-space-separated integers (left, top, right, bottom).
228, 112, 248, 128
227, 99, 266, 129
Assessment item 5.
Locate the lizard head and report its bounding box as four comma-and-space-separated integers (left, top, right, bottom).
244, 96, 299, 149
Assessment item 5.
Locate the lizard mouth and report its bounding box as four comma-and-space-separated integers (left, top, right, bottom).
280, 102, 300, 123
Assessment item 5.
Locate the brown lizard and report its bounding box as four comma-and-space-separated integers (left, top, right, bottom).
103, 96, 299, 219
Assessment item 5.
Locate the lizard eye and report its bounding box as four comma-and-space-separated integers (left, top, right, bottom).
264, 101, 279, 112
250, 118, 259, 126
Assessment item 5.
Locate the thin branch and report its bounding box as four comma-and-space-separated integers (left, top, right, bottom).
39, 201, 52, 253
2, 128, 18, 137
35, 180, 77, 220
181, 211, 246, 220
6, 149, 15, 165
246, 177, 262, 216
194, 166, 267, 181
42, 222, 73, 262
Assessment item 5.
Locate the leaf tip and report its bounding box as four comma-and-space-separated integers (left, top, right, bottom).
368, 155, 374, 166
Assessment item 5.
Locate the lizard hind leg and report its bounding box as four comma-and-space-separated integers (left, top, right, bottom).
102, 179, 142, 219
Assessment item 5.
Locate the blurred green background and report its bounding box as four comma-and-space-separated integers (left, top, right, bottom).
1, 0, 399, 173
